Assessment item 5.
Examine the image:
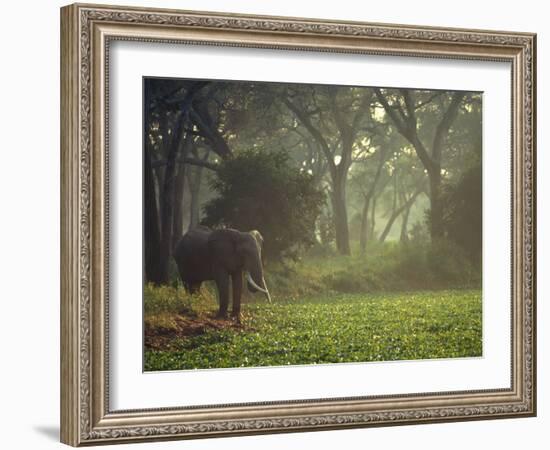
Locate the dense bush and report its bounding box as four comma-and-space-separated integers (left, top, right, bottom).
427, 238, 477, 285
263, 238, 481, 298
202, 149, 325, 261
441, 165, 482, 265
162, 236, 480, 300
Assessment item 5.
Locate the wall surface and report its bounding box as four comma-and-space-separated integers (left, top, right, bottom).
0, 0, 545, 449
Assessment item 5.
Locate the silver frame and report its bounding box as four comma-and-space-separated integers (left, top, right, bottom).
60, 3, 536, 446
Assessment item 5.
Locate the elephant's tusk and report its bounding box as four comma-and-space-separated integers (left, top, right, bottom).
262, 278, 272, 303
246, 272, 269, 297
246, 272, 267, 293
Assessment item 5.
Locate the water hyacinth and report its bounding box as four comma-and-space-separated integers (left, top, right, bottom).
145, 289, 482, 371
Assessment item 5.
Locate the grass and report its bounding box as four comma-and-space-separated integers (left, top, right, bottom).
144, 289, 482, 371
263, 239, 481, 300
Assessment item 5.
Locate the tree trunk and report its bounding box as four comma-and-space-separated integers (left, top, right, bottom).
283, 95, 355, 256
374, 89, 463, 242
370, 195, 377, 241
429, 169, 444, 239
189, 166, 204, 229
144, 145, 162, 284
331, 173, 351, 255
359, 195, 371, 254
187, 148, 210, 229
172, 162, 186, 249
400, 199, 412, 243
379, 209, 400, 243
379, 183, 398, 243
143, 80, 162, 285
359, 147, 388, 254
157, 116, 186, 284
379, 189, 422, 243
172, 135, 194, 247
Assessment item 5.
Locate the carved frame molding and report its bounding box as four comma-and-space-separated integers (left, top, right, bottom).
61, 3, 536, 446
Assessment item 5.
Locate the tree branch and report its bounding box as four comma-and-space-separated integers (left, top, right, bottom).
151, 81, 210, 112
414, 92, 444, 110
401, 90, 417, 128
375, 88, 434, 174
378, 181, 424, 243
189, 107, 231, 159
374, 88, 408, 136
283, 97, 336, 176
152, 156, 219, 172
327, 88, 354, 171
432, 92, 465, 163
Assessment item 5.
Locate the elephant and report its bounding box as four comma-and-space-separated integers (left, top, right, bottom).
173, 226, 271, 320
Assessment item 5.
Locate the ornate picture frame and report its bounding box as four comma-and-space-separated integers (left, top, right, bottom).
60, 3, 536, 446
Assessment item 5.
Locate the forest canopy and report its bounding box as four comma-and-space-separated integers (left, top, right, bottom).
143, 78, 482, 286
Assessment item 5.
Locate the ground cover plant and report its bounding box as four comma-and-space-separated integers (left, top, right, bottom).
144, 285, 481, 371
143, 77, 483, 371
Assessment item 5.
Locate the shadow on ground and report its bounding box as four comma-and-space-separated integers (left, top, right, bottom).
33, 425, 59, 441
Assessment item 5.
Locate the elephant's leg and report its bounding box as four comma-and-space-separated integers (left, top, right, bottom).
231, 271, 243, 320
177, 264, 189, 292
189, 282, 202, 295
182, 281, 191, 294
214, 273, 230, 319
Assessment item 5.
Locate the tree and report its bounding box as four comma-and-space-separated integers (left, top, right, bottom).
374, 89, 465, 240
350, 145, 389, 252
144, 138, 161, 284
378, 183, 424, 243
145, 80, 252, 283
144, 79, 211, 284
283, 86, 375, 255
202, 150, 325, 261
378, 144, 426, 243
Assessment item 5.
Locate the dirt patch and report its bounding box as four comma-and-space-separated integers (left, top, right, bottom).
145, 313, 249, 351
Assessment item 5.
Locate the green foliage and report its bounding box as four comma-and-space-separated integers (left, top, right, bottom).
427, 239, 478, 284
144, 283, 217, 330
202, 149, 325, 261
145, 282, 219, 313
144, 289, 482, 370
441, 165, 482, 265
160, 236, 480, 303
263, 239, 480, 300
143, 81, 484, 372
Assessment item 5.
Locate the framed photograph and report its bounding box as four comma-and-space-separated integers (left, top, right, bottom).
60, 3, 536, 446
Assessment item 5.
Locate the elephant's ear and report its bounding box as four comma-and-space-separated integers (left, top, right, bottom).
249, 230, 264, 248
208, 228, 240, 244
208, 229, 239, 253
232, 232, 260, 262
